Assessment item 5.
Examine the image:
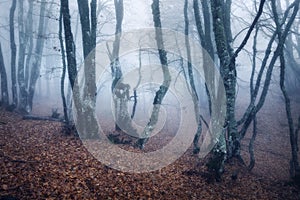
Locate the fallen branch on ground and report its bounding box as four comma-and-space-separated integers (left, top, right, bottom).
23, 115, 64, 122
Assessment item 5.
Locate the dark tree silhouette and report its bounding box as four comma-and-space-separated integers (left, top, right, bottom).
136, 0, 171, 149
17, 0, 28, 113
59, 0, 69, 125
61, 0, 77, 89
76, 0, 99, 139
9, 0, 17, 108
0, 43, 9, 106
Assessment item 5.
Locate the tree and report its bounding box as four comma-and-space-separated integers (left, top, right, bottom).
192, 0, 216, 152
271, 0, 300, 180
17, 0, 29, 113
248, 23, 259, 170
184, 0, 202, 154
24, 0, 34, 93
27, 0, 50, 112
76, 0, 99, 139
59, 0, 69, 125
60, 0, 83, 136
61, 0, 77, 89
110, 0, 124, 131
209, 0, 238, 180
0, 42, 9, 106
136, 0, 171, 149
203, 0, 267, 180
9, 0, 17, 108
229, 1, 300, 181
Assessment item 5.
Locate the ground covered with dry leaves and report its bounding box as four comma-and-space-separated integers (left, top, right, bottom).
0, 106, 300, 199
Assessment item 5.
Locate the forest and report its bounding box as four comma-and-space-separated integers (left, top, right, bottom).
0, 0, 300, 199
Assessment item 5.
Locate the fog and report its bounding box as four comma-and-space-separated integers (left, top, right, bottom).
1, 0, 300, 198
0, 0, 299, 138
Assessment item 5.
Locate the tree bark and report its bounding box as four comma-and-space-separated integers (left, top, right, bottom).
9, 0, 18, 108
0, 43, 9, 106
184, 0, 202, 154
238, 0, 300, 141
59, 2, 69, 125
76, 0, 98, 139
136, 0, 171, 149
27, 0, 48, 112
110, 0, 124, 131
271, 0, 300, 179
193, 0, 214, 115
211, 0, 233, 162
24, 0, 34, 91
61, 0, 77, 89
248, 25, 259, 171
17, 0, 28, 113
61, 0, 84, 137
131, 47, 142, 119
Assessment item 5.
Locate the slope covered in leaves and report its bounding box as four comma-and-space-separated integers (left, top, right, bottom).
0, 108, 299, 199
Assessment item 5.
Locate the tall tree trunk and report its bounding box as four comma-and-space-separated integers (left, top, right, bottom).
184, 0, 202, 154
248, 25, 259, 171
59, 2, 69, 125
279, 52, 300, 179
25, 0, 34, 91
208, 0, 244, 181
0, 43, 9, 106
76, 0, 98, 139
136, 0, 171, 149
77, 0, 97, 58
27, 0, 47, 112
215, 0, 239, 159
61, 0, 82, 136
193, 0, 214, 115
110, 0, 124, 131
61, 0, 77, 89
17, 0, 28, 113
10, 0, 18, 108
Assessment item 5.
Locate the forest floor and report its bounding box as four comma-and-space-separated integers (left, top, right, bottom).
1, 95, 300, 199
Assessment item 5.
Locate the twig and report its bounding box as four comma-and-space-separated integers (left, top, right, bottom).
23, 115, 64, 122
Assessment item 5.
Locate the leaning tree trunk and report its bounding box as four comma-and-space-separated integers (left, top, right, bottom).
248, 25, 259, 171
0, 43, 9, 106
237, 0, 299, 176
9, 0, 18, 108
61, 0, 77, 89
61, 0, 84, 137
271, 0, 300, 180
279, 52, 300, 179
136, 0, 171, 149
